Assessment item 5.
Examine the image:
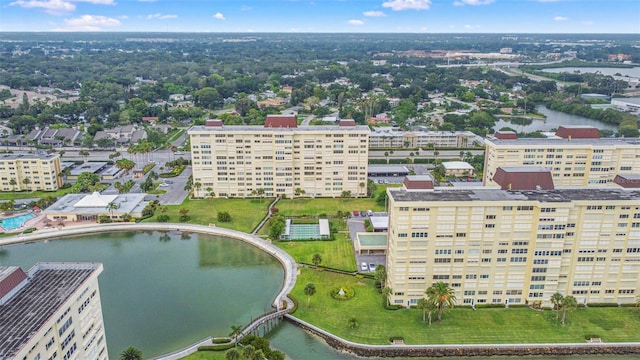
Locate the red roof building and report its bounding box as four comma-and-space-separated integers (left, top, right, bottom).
493, 167, 555, 191
555, 126, 600, 139
614, 174, 640, 189
264, 115, 298, 128
205, 119, 224, 127
403, 175, 434, 190
494, 131, 518, 140
339, 119, 356, 126
0, 267, 27, 300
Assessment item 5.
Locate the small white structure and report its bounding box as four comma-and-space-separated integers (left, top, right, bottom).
43, 192, 148, 222
442, 161, 475, 177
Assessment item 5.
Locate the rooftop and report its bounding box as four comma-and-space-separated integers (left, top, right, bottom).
357, 233, 388, 247
44, 192, 147, 215
0, 153, 59, 161
189, 124, 370, 133
486, 137, 640, 147
0, 263, 102, 359
442, 161, 474, 170
389, 187, 640, 203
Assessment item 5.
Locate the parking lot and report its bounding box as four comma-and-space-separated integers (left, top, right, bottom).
347, 212, 387, 274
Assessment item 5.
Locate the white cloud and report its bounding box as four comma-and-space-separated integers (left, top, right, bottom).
553, 16, 568, 21
382, 0, 431, 11
213, 12, 225, 20
348, 19, 364, 25
10, 0, 114, 15
453, 0, 494, 6
9, 0, 75, 15
147, 13, 177, 20
61, 14, 120, 30
363, 10, 385, 17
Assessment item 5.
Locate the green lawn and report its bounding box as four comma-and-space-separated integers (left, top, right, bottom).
145, 197, 272, 233
180, 351, 226, 360
274, 234, 357, 272
291, 268, 640, 345
0, 187, 74, 201
276, 197, 384, 217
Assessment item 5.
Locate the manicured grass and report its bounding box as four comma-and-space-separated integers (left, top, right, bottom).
291, 268, 640, 345
276, 197, 384, 217
274, 234, 357, 272
180, 351, 226, 360
145, 197, 272, 233
0, 187, 74, 201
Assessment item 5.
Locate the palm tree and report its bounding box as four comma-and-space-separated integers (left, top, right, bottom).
9, 179, 17, 194
22, 177, 31, 191
229, 324, 242, 346
550, 292, 564, 320
79, 150, 90, 163
311, 253, 322, 267
241, 345, 255, 359
304, 283, 317, 308
358, 182, 365, 197
417, 298, 436, 324
107, 201, 119, 219
225, 348, 241, 360
560, 295, 577, 326
381, 286, 392, 306
374, 265, 387, 288
119, 346, 142, 360
426, 281, 456, 322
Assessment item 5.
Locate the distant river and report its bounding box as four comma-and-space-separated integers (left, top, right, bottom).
493, 106, 618, 133
542, 67, 640, 78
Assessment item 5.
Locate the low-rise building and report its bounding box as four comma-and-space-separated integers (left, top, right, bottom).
0, 262, 108, 360
442, 161, 475, 177
370, 128, 478, 149
44, 192, 148, 221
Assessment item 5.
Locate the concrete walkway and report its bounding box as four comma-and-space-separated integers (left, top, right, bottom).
0, 222, 298, 360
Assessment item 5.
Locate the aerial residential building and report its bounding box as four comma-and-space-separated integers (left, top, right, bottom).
0, 153, 63, 192
369, 128, 478, 149
483, 126, 640, 187
386, 175, 640, 308
188, 116, 370, 198
0, 262, 108, 360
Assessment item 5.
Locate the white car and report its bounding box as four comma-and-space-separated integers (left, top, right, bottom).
360, 262, 368, 271
159, 182, 169, 187
369, 263, 377, 272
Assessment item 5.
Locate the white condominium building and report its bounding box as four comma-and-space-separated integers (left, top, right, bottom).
0, 262, 108, 360
386, 176, 640, 308
0, 153, 63, 192
484, 128, 640, 188
188, 116, 370, 198
369, 128, 478, 149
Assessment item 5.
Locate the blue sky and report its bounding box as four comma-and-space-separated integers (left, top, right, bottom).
1, 0, 638, 33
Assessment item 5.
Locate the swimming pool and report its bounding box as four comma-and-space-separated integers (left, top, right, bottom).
1, 213, 36, 231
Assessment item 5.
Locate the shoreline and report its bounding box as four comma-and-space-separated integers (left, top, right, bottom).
3, 223, 640, 358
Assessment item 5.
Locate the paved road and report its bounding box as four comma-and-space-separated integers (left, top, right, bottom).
300, 114, 315, 126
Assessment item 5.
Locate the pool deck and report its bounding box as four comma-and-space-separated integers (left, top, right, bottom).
0, 212, 42, 233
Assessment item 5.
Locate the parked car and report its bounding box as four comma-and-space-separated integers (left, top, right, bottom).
361, 262, 368, 271
369, 263, 376, 272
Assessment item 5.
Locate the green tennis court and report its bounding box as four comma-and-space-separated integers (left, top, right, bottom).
281, 219, 330, 240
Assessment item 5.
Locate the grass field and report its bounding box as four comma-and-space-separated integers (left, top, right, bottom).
276, 197, 384, 217
274, 234, 357, 272
0, 187, 74, 201
145, 197, 272, 233
291, 268, 640, 345
181, 351, 226, 360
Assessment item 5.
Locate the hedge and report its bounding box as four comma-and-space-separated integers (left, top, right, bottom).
197, 343, 235, 352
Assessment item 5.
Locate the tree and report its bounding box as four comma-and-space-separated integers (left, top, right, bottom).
229, 324, 242, 347
22, 177, 31, 191
225, 348, 241, 360
311, 253, 322, 267
269, 216, 286, 240
426, 281, 456, 322
9, 179, 17, 194
560, 295, 577, 326
107, 201, 119, 219
550, 292, 564, 320
348, 317, 358, 328
304, 283, 317, 308
417, 298, 435, 325
217, 211, 232, 222
374, 265, 387, 288
119, 346, 142, 360
381, 286, 392, 307
72, 172, 101, 193
241, 345, 255, 360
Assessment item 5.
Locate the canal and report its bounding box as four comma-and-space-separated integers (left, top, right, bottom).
493, 106, 619, 134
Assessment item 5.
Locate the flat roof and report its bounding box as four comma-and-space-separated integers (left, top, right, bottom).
499, 166, 551, 173
368, 165, 409, 174
189, 125, 370, 133
406, 174, 434, 181
357, 233, 388, 247
319, 219, 330, 236
44, 192, 147, 215
0, 153, 58, 161
442, 161, 474, 170
370, 216, 389, 229
486, 137, 640, 147
69, 162, 108, 176
389, 187, 640, 203
0, 263, 102, 359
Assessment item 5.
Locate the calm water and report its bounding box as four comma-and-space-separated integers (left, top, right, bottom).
493, 106, 618, 133
268, 322, 637, 360
0, 231, 284, 359
542, 67, 640, 78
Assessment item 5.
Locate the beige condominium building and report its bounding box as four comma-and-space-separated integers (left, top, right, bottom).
188, 116, 370, 198
0, 262, 108, 360
483, 126, 640, 188
0, 153, 63, 192
386, 175, 640, 308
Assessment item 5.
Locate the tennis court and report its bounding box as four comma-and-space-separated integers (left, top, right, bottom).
281, 219, 330, 240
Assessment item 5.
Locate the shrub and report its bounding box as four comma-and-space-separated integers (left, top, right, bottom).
157, 214, 170, 222
587, 303, 618, 307
22, 227, 36, 234
330, 286, 355, 300
475, 303, 505, 309
217, 211, 232, 222
212, 337, 231, 344
197, 343, 234, 352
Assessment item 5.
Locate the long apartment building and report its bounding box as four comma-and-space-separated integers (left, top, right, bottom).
370, 128, 478, 149
0, 153, 63, 192
0, 262, 108, 360
386, 176, 640, 308
188, 116, 370, 198
483, 126, 640, 187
